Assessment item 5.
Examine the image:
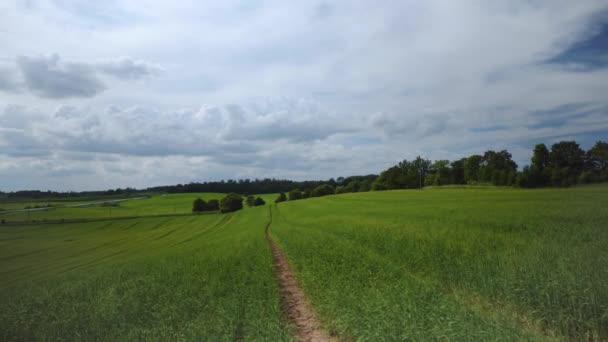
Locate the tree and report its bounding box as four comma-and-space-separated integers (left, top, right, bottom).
358, 179, 372, 192
587, 141, 608, 181
548, 141, 585, 186
464, 155, 482, 183
246, 195, 256, 207
311, 184, 335, 197
412, 156, 431, 189
220, 193, 243, 213
254, 197, 266, 206
289, 189, 303, 201
532, 144, 550, 170
373, 156, 430, 190
207, 199, 220, 211
275, 192, 287, 203
451, 158, 466, 184
192, 198, 207, 213
528, 143, 550, 187
301, 189, 311, 199
479, 150, 517, 185
429, 160, 451, 185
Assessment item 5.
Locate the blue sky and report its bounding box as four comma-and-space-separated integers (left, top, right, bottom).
1, 1, 607, 191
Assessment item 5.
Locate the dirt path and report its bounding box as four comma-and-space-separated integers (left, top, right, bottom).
265, 207, 337, 342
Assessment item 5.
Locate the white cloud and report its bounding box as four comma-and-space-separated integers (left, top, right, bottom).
0, 0, 607, 190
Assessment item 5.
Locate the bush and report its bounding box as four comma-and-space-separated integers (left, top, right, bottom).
578, 171, 593, 184
207, 199, 220, 211
1, 219, 5, 224
289, 189, 303, 201
220, 193, 243, 213
246, 195, 256, 207
275, 192, 287, 203
254, 197, 266, 206
192, 198, 207, 213
311, 184, 335, 197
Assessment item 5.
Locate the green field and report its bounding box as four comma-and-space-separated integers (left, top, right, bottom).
0, 207, 290, 341
1, 185, 607, 341
0, 193, 276, 222
271, 185, 608, 340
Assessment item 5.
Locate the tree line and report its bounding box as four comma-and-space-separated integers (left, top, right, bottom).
278, 140, 607, 203
2, 140, 606, 202
192, 193, 267, 214
368, 140, 607, 190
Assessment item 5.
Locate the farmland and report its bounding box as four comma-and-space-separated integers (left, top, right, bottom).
0, 207, 290, 341
1, 185, 607, 341
270, 185, 608, 340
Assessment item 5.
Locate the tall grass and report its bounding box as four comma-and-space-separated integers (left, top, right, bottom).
271, 185, 608, 340
0, 208, 291, 341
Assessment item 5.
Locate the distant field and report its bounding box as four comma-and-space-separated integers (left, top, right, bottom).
0, 193, 273, 222
0, 206, 290, 341
271, 184, 608, 340
2, 185, 607, 340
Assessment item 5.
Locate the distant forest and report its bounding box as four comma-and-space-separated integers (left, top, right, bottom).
1, 140, 606, 200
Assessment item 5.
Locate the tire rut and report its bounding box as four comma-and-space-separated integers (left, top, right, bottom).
265, 207, 338, 342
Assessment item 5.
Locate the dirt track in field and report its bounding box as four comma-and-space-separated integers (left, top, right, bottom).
265, 207, 337, 342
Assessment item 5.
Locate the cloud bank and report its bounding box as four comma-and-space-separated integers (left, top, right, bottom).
0, 1, 607, 191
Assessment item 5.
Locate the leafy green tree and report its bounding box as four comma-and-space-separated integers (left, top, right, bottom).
335, 186, 348, 194
220, 193, 243, 213
430, 160, 451, 185
479, 150, 517, 185
532, 144, 550, 170
451, 158, 466, 184
254, 197, 266, 206
311, 184, 335, 197
527, 143, 550, 187
358, 179, 372, 192
302, 189, 311, 199
289, 189, 303, 201
275, 192, 287, 203
371, 177, 387, 191
192, 198, 207, 213
424, 173, 436, 186
412, 156, 431, 188
464, 155, 482, 183
548, 141, 585, 186
587, 141, 608, 181
374, 156, 431, 190
246, 195, 255, 207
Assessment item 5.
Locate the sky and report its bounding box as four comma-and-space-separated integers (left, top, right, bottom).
1, 0, 608, 191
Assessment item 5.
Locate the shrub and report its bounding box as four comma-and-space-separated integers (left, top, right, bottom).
288, 189, 303, 201
207, 199, 220, 211
246, 195, 256, 207
220, 193, 243, 213
1, 219, 5, 224
311, 184, 335, 197
192, 198, 207, 212
254, 197, 266, 206
275, 192, 287, 203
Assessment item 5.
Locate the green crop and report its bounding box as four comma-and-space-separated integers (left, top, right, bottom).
0, 207, 291, 341
2, 185, 607, 341
270, 184, 608, 340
